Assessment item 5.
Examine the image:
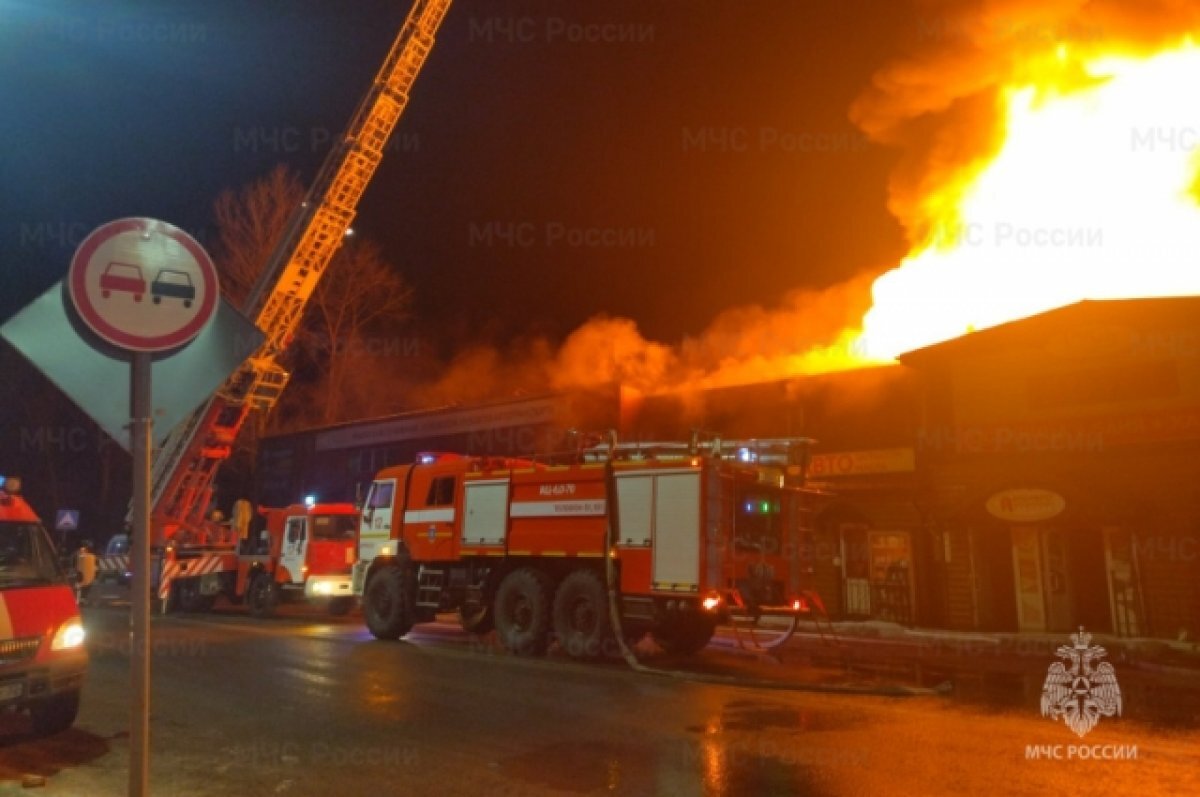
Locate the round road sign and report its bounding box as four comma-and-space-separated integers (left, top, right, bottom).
68, 217, 219, 353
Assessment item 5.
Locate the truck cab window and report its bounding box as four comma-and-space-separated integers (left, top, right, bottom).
426, 476, 456, 507
368, 482, 394, 509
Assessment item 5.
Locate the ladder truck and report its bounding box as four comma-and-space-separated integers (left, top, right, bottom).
138, 0, 453, 611
354, 436, 828, 658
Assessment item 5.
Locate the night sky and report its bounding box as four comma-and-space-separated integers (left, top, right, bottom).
0, 0, 917, 353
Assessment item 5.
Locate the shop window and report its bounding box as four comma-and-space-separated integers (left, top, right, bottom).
868, 531, 914, 624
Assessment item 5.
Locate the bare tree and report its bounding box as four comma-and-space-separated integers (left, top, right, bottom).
299, 238, 413, 425
211, 166, 414, 432
211, 165, 305, 309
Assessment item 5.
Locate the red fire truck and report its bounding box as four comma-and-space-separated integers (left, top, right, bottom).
0, 477, 87, 735
353, 437, 823, 657
234, 502, 359, 618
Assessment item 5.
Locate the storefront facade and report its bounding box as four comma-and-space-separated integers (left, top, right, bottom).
903, 298, 1200, 640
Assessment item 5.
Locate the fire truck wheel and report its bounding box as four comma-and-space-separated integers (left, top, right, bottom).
29, 690, 80, 736
364, 567, 415, 640
248, 574, 278, 619
552, 568, 612, 660
494, 568, 552, 655
652, 615, 717, 656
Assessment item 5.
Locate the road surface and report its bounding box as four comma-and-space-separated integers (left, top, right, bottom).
0, 606, 1196, 795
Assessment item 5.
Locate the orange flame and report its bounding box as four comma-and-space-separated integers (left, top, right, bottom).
853, 40, 1200, 361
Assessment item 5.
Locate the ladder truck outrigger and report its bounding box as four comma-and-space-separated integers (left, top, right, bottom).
136, 0, 453, 612
353, 434, 830, 658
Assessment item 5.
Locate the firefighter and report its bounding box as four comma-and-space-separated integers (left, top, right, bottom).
74, 541, 97, 606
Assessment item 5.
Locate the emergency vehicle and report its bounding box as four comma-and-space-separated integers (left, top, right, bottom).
354, 436, 824, 658
233, 502, 358, 618
0, 477, 87, 735
98, 533, 131, 587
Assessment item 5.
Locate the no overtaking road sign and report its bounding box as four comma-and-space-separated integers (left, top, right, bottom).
67, 217, 218, 353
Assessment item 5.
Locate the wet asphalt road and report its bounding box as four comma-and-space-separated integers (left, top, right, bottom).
0, 605, 1197, 796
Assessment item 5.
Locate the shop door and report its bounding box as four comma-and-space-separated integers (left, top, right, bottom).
840, 524, 870, 616
1041, 528, 1073, 631
1103, 527, 1143, 637
1011, 526, 1047, 631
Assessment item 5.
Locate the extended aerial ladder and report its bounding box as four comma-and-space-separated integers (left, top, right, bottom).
141, 0, 453, 605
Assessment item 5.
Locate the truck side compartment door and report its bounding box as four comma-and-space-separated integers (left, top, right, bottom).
405, 474, 459, 561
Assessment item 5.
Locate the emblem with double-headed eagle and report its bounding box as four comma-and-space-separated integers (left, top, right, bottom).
1040, 626, 1122, 737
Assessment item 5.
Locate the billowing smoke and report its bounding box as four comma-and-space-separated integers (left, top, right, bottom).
409, 274, 876, 405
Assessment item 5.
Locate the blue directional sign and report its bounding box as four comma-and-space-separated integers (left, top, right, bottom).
55, 509, 80, 532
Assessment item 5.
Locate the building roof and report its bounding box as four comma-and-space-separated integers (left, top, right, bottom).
897, 296, 1200, 368
625, 365, 919, 450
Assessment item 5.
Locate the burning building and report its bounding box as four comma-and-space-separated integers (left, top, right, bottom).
257, 297, 1200, 641
257, 7, 1200, 641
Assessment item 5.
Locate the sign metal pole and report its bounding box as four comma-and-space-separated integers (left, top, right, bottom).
129, 351, 152, 797
36, 215, 224, 797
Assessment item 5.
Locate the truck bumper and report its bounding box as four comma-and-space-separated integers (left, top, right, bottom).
304, 575, 354, 602
0, 653, 87, 710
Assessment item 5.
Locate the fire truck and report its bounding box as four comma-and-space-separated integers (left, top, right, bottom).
234, 502, 359, 618
0, 477, 88, 735
353, 436, 824, 657
105, 0, 453, 610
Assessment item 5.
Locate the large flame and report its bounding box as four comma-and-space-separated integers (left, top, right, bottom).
854, 40, 1200, 360
410, 33, 1200, 410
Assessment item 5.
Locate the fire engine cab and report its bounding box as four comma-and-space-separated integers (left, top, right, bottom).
353, 436, 824, 658
0, 477, 87, 735
234, 502, 358, 618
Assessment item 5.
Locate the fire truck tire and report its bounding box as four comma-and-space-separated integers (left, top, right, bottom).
653, 615, 717, 656
364, 567, 415, 640
494, 568, 552, 655
552, 568, 612, 660
29, 690, 80, 736
247, 574, 278, 619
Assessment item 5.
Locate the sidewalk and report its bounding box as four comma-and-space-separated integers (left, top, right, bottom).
701, 619, 1200, 724
782, 617, 1200, 672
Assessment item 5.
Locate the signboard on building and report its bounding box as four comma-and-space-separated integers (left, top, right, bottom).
808, 447, 915, 478
986, 488, 1066, 522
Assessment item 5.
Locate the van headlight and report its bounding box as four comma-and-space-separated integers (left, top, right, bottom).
51, 620, 86, 651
